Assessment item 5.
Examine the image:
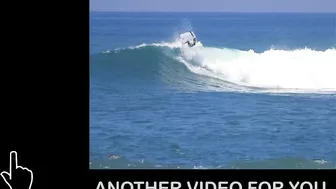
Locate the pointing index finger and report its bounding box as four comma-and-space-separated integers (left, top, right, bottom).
9, 151, 18, 178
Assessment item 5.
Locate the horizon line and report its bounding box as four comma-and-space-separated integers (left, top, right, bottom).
89, 10, 336, 13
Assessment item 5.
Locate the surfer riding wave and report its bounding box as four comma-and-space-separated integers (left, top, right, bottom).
179, 31, 197, 47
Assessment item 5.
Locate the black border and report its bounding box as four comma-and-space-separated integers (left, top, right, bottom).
0, 0, 89, 188
1, 1, 335, 189
89, 170, 336, 189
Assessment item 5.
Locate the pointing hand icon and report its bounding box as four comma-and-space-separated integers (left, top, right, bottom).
1, 151, 33, 189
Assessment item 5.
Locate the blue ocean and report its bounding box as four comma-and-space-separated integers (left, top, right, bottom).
90, 12, 336, 169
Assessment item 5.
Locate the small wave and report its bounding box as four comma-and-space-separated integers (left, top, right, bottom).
89, 157, 336, 169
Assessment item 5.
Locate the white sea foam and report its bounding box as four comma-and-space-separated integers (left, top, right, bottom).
175, 42, 336, 91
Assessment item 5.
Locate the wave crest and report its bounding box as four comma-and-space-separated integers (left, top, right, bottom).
94, 40, 336, 93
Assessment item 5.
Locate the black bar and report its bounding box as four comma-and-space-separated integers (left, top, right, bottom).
90, 170, 336, 189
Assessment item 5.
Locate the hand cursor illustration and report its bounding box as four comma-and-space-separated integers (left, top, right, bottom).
1, 151, 33, 189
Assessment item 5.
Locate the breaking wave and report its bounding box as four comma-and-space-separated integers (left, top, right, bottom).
90, 39, 336, 93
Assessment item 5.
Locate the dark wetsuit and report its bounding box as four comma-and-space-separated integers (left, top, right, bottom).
185, 38, 196, 47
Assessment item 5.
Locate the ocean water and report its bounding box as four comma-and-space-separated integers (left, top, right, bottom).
89, 12, 336, 169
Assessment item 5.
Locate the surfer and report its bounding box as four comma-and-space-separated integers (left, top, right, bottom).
180, 31, 197, 47
185, 37, 197, 47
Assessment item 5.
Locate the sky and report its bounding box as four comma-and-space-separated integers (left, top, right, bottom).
90, 0, 336, 12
